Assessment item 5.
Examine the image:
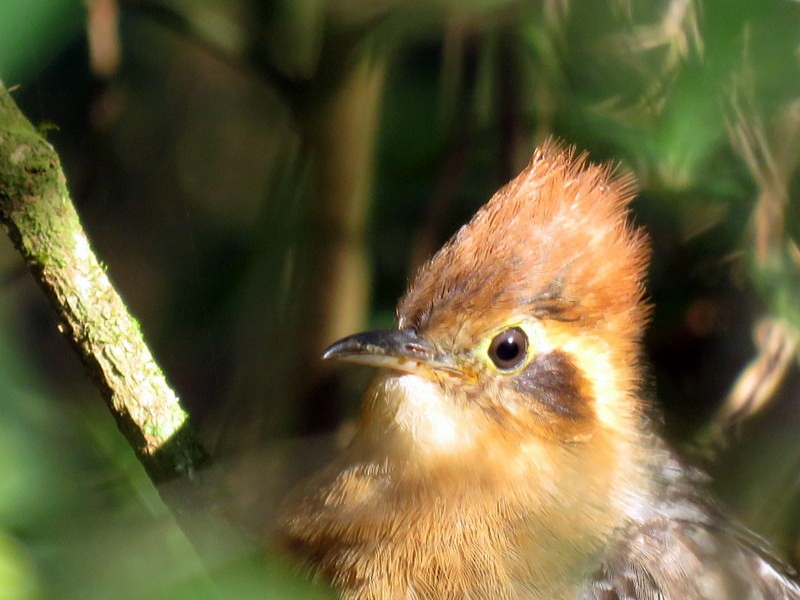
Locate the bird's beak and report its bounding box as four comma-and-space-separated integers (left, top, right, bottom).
322, 329, 471, 380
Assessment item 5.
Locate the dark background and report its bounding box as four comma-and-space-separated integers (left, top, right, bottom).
2, 0, 800, 597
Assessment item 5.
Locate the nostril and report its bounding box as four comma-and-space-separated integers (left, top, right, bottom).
404, 343, 428, 356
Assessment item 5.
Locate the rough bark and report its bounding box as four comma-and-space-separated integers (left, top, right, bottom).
0, 81, 209, 506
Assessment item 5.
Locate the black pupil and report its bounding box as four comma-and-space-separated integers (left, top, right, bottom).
490, 327, 527, 369
496, 337, 520, 362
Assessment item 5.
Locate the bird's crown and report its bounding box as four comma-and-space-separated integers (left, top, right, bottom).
398, 141, 651, 353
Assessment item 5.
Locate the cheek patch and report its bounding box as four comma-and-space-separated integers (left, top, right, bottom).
511, 350, 595, 422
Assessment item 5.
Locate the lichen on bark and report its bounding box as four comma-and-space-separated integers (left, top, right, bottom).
0, 81, 208, 491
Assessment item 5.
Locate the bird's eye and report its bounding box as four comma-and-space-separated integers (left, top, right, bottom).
488, 327, 528, 371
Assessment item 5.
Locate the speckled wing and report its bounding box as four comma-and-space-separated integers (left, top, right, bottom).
585, 521, 800, 599
583, 467, 800, 600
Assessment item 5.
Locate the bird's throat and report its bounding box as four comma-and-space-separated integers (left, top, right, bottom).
360, 373, 476, 459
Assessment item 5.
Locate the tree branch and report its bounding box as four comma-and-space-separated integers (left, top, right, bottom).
0, 81, 209, 505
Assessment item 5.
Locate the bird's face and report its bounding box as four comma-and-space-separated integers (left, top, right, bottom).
323, 143, 653, 491
325, 318, 597, 462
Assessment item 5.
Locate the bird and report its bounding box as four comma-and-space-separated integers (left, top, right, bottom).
276, 141, 800, 599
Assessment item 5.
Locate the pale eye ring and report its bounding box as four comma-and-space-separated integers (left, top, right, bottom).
488, 327, 528, 370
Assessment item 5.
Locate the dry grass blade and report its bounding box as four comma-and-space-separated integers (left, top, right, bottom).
717, 64, 800, 430
714, 317, 799, 427
612, 0, 704, 74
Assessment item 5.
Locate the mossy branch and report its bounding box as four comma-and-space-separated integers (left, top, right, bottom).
0, 81, 209, 502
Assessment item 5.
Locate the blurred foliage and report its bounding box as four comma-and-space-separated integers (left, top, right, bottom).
2, 0, 800, 596
0, 0, 83, 85
0, 265, 329, 597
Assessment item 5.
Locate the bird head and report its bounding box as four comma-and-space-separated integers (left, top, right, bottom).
324, 142, 652, 476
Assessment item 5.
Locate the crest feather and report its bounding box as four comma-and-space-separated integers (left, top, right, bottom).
398, 140, 651, 345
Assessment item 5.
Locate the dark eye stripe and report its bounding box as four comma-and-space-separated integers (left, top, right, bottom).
511, 350, 594, 421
